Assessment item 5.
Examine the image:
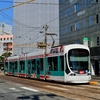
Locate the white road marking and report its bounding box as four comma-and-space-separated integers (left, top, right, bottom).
20, 87, 39, 92
9, 88, 20, 91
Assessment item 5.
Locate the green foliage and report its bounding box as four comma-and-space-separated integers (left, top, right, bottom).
0, 56, 4, 62
0, 52, 12, 69
1, 52, 12, 57
0, 52, 12, 62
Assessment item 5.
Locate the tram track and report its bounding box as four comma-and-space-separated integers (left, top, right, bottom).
0, 75, 100, 100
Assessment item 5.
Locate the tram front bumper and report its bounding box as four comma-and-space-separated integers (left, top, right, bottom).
65, 75, 91, 83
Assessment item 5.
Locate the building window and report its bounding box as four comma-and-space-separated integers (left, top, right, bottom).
7, 38, 9, 40
60, 11, 65, 18
82, 0, 86, 9
70, 6, 73, 15
60, 12, 63, 18
2, 24, 4, 27
75, 3, 80, 12
70, 24, 73, 31
89, 16, 93, 26
96, 0, 98, 2
75, 40, 80, 44
96, 14, 99, 23
60, 0, 64, 3
88, 0, 92, 6
10, 37, 12, 40
65, 9, 68, 16
4, 38, 6, 40
61, 28, 64, 34
83, 19, 87, 28
75, 21, 80, 30
97, 37, 99, 45
66, 26, 68, 33
0, 38, 2, 41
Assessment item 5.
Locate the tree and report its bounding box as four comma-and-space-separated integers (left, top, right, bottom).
1, 52, 12, 57
0, 52, 12, 69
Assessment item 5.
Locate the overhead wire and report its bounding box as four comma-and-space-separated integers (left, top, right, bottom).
0, 0, 60, 54
2, 9, 59, 48
11, 5, 99, 46
1, 0, 98, 53
0, 7, 38, 28
22, 2, 99, 45
0, 0, 100, 5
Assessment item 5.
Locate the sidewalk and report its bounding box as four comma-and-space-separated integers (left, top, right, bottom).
0, 70, 4, 75
92, 75, 100, 80
91, 76, 100, 85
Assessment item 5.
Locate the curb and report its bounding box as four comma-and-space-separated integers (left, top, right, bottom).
89, 81, 99, 85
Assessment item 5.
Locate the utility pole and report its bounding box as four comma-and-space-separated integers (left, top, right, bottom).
44, 25, 48, 80
6, 43, 8, 57
38, 25, 57, 80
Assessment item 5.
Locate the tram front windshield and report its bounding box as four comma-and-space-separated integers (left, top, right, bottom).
68, 49, 89, 71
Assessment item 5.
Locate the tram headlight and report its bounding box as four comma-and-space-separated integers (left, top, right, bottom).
87, 73, 91, 75
70, 73, 76, 76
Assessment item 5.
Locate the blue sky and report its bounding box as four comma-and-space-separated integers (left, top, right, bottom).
0, 0, 13, 25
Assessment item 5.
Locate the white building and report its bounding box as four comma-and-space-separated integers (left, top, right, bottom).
0, 22, 12, 34
13, 0, 59, 55
0, 22, 13, 55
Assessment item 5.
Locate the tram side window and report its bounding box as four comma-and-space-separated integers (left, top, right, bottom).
48, 57, 52, 70
5, 62, 8, 70
32, 59, 36, 70
40, 58, 43, 70
48, 56, 58, 71
10, 62, 12, 69
28, 61, 31, 68
28, 61, 31, 74
20, 61, 24, 70
60, 56, 64, 71
14, 62, 17, 70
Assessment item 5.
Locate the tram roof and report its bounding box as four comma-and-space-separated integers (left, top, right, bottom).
7, 55, 19, 60
27, 49, 45, 57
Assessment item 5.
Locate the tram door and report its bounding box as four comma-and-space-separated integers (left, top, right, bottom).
9, 62, 14, 75
12, 62, 14, 75
28, 61, 31, 77
95, 60, 99, 76
31, 59, 36, 78
36, 59, 40, 78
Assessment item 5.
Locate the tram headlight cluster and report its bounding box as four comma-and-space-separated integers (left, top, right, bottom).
87, 73, 91, 75
70, 73, 76, 76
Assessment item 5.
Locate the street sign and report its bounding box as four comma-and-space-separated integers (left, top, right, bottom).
37, 42, 46, 48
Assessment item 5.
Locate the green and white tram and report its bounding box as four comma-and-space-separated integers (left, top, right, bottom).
4, 44, 91, 83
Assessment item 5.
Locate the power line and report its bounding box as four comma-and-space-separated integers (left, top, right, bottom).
1, 0, 99, 51
0, 0, 34, 12
0, 11, 39, 28
0, 0, 100, 5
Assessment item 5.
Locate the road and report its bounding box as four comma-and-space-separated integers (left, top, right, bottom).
0, 79, 69, 100
0, 71, 100, 100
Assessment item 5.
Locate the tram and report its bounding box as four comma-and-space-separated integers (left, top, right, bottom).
4, 44, 91, 83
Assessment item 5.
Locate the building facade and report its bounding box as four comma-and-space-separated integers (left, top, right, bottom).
0, 22, 12, 34
13, 0, 59, 55
0, 33, 13, 55
59, 0, 100, 75
0, 22, 13, 55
